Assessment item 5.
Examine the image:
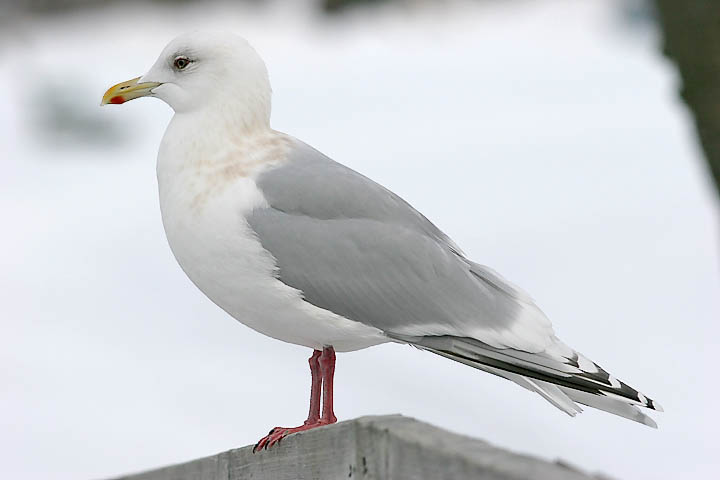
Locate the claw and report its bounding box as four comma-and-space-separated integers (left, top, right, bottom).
253, 420, 334, 453
252, 438, 264, 453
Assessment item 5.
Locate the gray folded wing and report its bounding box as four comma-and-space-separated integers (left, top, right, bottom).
248, 139, 554, 352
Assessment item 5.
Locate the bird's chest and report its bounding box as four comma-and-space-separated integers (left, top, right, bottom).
155, 127, 287, 306
157, 165, 296, 322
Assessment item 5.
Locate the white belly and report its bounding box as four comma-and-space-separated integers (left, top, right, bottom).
157, 172, 388, 352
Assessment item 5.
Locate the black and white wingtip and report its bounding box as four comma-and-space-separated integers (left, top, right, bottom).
558, 349, 662, 413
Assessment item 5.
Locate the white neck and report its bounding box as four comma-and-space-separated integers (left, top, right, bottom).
158, 94, 279, 168
156, 107, 290, 214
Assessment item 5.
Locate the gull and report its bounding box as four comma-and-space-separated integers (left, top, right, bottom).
102, 31, 662, 449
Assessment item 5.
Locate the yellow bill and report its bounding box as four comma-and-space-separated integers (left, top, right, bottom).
101, 77, 161, 106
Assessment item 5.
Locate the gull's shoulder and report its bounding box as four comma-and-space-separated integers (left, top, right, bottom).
257, 135, 461, 252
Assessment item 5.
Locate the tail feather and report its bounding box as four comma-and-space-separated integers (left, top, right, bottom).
559, 387, 658, 428
394, 334, 661, 427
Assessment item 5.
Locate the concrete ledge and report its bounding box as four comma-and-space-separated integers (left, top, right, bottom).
108, 415, 609, 480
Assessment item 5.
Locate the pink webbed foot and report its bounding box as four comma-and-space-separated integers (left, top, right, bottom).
253, 420, 333, 452
253, 347, 337, 453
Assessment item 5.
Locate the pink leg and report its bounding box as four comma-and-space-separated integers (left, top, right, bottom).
319, 346, 337, 424
305, 350, 322, 424
253, 348, 337, 452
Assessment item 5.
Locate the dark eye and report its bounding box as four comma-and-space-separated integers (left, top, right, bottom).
173, 56, 191, 70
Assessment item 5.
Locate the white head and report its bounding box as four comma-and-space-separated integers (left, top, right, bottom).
102, 31, 272, 128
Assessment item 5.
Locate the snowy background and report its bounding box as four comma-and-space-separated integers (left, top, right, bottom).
1, 0, 718, 479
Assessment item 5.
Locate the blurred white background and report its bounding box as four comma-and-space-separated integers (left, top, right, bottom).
1, 0, 718, 479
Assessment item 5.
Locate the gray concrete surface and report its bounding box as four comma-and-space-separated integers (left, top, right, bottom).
107, 415, 611, 480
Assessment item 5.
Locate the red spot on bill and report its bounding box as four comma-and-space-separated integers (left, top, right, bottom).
109, 96, 125, 104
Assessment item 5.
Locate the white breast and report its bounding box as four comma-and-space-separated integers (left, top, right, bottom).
155, 121, 387, 352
